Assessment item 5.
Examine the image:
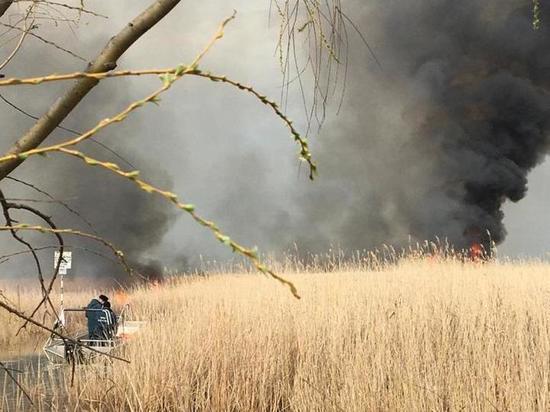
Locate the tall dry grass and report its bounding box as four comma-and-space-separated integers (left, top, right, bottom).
3, 258, 550, 411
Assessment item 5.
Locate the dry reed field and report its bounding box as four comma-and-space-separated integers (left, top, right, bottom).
3, 258, 550, 411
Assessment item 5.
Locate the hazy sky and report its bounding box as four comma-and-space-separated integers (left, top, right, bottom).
501, 162, 550, 259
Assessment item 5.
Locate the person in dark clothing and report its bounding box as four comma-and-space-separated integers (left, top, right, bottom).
85, 297, 104, 339
86, 294, 119, 341
100, 300, 118, 338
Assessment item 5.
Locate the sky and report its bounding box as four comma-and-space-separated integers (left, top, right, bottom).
500, 162, 550, 259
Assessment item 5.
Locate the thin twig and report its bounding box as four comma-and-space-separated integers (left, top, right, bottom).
0, 224, 132, 276
57, 147, 301, 298
0, 361, 33, 405
14, 0, 108, 18
0, 93, 137, 169
3, 200, 66, 332
0, 66, 316, 178
0, 244, 118, 266
0, 5, 34, 70
6, 176, 98, 234
0, 21, 86, 61
0, 189, 55, 320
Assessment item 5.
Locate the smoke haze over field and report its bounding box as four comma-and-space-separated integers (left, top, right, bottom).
1, 0, 550, 278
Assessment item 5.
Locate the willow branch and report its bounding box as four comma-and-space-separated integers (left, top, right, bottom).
0, 12, 236, 160
0, 93, 137, 169
0, 0, 182, 181
56, 148, 301, 298
0, 67, 316, 178
195, 70, 316, 178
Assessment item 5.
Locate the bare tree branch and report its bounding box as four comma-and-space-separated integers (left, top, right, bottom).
0, 190, 64, 330
0, 0, 182, 181
0, 21, 87, 62
0, 244, 119, 266
0, 190, 48, 300
0, 224, 133, 275
0, 361, 33, 406
3, 200, 66, 331
14, 0, 108, 19
5, 175, 99, 234
0, 4, 34, 70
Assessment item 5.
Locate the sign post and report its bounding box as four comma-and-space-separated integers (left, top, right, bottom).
54, 251, 72, 326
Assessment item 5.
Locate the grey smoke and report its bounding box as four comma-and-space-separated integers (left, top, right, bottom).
1, 0, 549, 280
280, 0, 550, 253
1, 76, 178, 279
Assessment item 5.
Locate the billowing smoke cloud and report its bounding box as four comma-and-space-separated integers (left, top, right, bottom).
0, 76, 179, 280
0, 36, 180, 280
280, 0, 550, 253
1, 0, 549, 280
1, 1, 287, 279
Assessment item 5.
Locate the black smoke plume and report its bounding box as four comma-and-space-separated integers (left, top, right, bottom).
2, 1, 549, 275
285, 0, 550, 254
131, 259, 165, 283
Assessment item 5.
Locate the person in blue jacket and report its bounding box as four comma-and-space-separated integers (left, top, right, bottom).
85, 295, 108, 339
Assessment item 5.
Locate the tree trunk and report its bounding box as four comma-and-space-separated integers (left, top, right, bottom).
0, 0, 14, 18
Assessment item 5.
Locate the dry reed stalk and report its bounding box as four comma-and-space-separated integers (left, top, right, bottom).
3, 258, 550, 410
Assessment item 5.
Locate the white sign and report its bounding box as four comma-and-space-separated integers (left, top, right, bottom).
54, 251, 72, 275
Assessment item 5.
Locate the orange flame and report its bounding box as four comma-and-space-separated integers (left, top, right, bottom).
114, 290, 130, 306
470, 242, 483, 261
